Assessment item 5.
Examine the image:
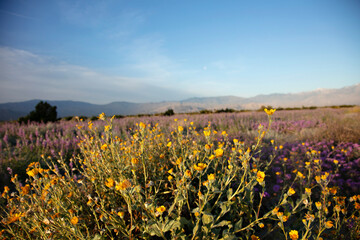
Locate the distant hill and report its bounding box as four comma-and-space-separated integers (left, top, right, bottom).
0, 84, 359, 121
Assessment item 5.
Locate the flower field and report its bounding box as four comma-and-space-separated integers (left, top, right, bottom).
0, 107, 359, 239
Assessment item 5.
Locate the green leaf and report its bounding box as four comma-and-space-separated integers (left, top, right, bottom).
227, 188, 233, 200
234, 218, 243, 231
202, 213, 214, 225
92, 234, 102, 240
163, 220, 181, 232
148, 223, 163, 237
212, 220, 231, 228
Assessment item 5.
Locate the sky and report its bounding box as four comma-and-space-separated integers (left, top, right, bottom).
0, 0, 359, 104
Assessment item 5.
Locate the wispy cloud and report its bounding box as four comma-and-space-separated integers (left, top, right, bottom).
0, 9, 35, 20
0, 47, 193, 104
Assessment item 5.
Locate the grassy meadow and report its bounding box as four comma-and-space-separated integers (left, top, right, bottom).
0, 107, 359, 239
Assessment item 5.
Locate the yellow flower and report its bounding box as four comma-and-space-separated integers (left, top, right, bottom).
215, 148, 223, 157
256, 171, 265, 183
272, 207, 279, 215
315, 201, 322, 210
139, 122, 146, 129
297, 171, 305, 179
71, 216, 79, 225
333, 160, 339, 164
264, 108, 276, 115
168, 176, 173, 181
156, 206, 166, 214
207, 173, 215, 182
115, 179, 132, 191
325, 220, 333, 228
21, 184, 30, 195
321, 172, 329, 180
167, 142, 172, 147
98, 112, 105, 120
26, 169, 38, 177
289, 230, 299, 240
105, 178, 114, 188
193, 163, 207, 171
117, 212, 125, 218
178, 126, 184, 132
176, 157, 182, 165
131, 158, 139, 164
101, 144, 108, 151
251, 235, 260, 240
258, 222, 265, 228
305, 188, 312, 195
334, 205, 341, 212
185, 170, 192, 178
203, 130, 211, 137
288, 188, 295, 196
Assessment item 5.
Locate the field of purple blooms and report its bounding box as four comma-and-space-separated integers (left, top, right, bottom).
1, 107, 359, 195
0, 107, 359, 239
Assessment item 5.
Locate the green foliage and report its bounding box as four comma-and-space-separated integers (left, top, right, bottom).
18, 101, 57, 123
215, 108, 236, 113
2, 112, 359, 239
163, 108, 175, 116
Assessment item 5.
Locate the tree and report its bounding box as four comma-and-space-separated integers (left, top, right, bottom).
163, 109, 175, 116
19, 101, 57, 123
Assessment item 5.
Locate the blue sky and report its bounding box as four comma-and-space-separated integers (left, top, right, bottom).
0, 0, 359, 104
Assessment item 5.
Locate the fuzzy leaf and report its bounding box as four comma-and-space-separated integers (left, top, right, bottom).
202, 213, 214, 225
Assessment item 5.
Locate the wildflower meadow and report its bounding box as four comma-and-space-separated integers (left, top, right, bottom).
0, 107, 359, 239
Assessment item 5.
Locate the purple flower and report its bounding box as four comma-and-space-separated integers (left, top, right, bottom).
7, 167, 13, 175
273, 184, 281, 192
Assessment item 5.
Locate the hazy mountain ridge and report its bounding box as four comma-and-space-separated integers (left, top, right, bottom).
0, 84, 359, 121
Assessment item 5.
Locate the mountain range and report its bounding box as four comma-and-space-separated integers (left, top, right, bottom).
1, 84, 359, 121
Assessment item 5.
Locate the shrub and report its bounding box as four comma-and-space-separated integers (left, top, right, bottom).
18, 101, 57, 124
163, 109, 175, 116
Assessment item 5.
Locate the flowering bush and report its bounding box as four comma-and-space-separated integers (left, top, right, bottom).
1, 110, 360, 239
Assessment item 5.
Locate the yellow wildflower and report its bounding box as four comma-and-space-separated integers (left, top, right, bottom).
105, 178, 114, 188
272, 207, 279, 215
207, 173, 215, 182
264, 108, 276, 115
193, 163, 207, 171
288, 188, 295, 196
168, 176, 173, 181
305, 188, 312, 195
215, 148, 223, 157
256, 171, 265, 183
315, 202, 322, 210
26, 169, 38, 177
71, 216, 78, 225
131, 158, 139, 164
139, 122, 146, 129
178, 126, 184, 132
325, 220, 333, 229
98, 112, 105, 120
289, 230, 299, 240
101, 144, 108, 151
167, 142, 172, 147
117, 211, 125, 218
251, 235, 260, 240
203, 130, 211, 137
176, 157, 182, 165
115, 179, 132, 191
156, 206, 166, 214
185, 170, 192, 178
